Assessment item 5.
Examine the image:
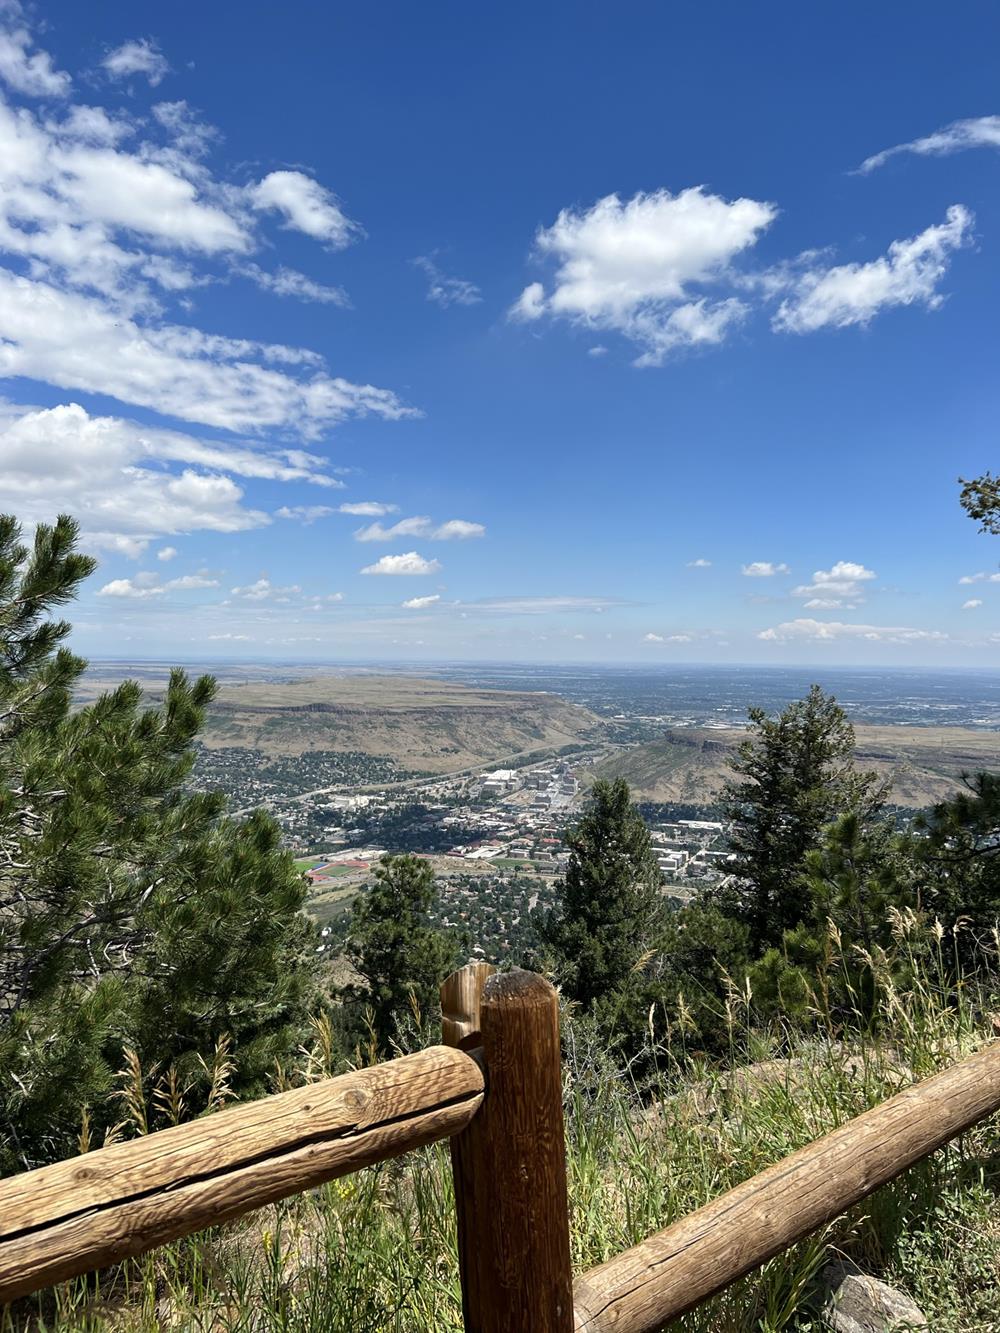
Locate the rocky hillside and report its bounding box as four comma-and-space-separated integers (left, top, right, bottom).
589, 724, 1000, 808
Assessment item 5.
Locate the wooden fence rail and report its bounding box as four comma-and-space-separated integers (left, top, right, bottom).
2, 963, 1000, 1333
0, 1044, 484, 1304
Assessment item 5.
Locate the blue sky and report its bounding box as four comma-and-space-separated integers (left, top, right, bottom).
0, 1, 998, 665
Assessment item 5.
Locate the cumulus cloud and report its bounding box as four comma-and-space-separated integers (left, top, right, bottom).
512, 186, 776, 364
959, 571, 1000, 584
742, 561, 790, 577
791, 560, 877, 609
759, 618, 946, 643
157, 545, 177, 562
360, 552, 442, 576
413, 255, 481, 307
0, 400, 360, 549
98, 576, 162, 599
338, 501, 398, 516
858, 116, 1000, 173
643, 632, 664, 642
686, 557, 712, 568
402, 594, 441, 609
102, 38, 170, 87
250, 170, 359, 248
963, 599, 983, 610
772, 206, 973, 334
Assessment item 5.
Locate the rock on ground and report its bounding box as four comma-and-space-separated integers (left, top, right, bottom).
817, 1259, 927, 1332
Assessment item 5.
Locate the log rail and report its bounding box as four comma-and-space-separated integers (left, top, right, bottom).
2, 965, 999, 1333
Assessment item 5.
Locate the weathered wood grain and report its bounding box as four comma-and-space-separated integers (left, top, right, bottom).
0, 1044, 483, 1304
441, 960, 497, 1050
445, 966, 574, 1333
573, 1039, 1000, 1333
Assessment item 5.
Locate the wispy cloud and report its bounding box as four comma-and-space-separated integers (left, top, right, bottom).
772, 207, 972, 334
413, 255, 481, 307
102, 38, 170, 88
742, 561, 790, 577
857, 116, 1000, 173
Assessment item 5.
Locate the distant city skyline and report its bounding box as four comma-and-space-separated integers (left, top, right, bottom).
0, 2, 997, 665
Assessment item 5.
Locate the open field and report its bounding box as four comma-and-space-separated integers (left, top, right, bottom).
589, 724, 1000, 808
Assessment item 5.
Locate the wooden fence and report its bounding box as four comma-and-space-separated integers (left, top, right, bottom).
2, 963, 1000, 1332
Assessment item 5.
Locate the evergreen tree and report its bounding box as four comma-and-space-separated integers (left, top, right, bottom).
537, 778, 663, 1011
715, 686, 887, 952
0, 516, 316, 1170
911, 773, 1000, 955
343, 853, 460, 1052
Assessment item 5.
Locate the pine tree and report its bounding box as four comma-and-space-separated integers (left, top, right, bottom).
715, 686, 887, 953
343, 853, 460, 1052
0, 516, 317, 1170
537, 777, 663, 1011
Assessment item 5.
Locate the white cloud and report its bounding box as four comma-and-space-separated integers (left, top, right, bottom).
354, 516, 485, 542
643, 632, 665, 642
98, 577, 162, 599
687, 557, 712, 568
432, 519, 485, 540
791, 560, 877, 608
0, 17, 71, 96
858, 116, 1000, 173
360, 552, 442, 576
510, 281, 546, 321
102, 39, 169, 88
165, 573, 218, 590
513, 186, 776, 364
157, 545, 177, 561
338, 501, 398, 516
958, 571, 1000, 584
241, 263, 350, 306
587, 345, 608, 357
773, 206, 973, 334
151, 100, 217, 157
402, 594, 441, 609
355, 515, 432, 542
250, 170, 359, 248
963, 599, 983, 610
413, 255, 481, 307
230, 577, 302, 601
742, 561, 790, 577
759, 618, 946, 643
275, 505, 337, 524
0, 400, 361, 548
0, 271, 411, 435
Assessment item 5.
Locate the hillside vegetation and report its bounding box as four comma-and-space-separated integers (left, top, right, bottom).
590, 723, 1000, 808
191, 675, 600, 770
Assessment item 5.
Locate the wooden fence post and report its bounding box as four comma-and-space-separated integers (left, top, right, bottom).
442, 965, 574, 1333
